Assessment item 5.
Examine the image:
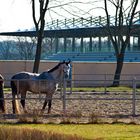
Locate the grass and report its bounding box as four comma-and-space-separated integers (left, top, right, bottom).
4, 86, 136, 93
67, 86, 133, 92
1, 124, 140, 140
0, 125, 83, 140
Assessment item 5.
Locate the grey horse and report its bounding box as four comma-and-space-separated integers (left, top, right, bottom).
11, 61, 71, 114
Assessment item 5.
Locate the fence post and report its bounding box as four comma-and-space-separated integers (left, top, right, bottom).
132, 77, 136, 116
17, 80, 19, 98
39, 80, 41, 100
60, 79, 63, 98
104, 74, 107, 93
62, 78, 67, 113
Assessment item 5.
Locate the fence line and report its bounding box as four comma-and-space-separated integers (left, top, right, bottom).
0, 75, 140, 117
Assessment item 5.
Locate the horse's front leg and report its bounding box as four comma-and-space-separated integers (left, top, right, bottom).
41, 94, 52, 114
48, 100, 52, 114
20, 91, 27, 113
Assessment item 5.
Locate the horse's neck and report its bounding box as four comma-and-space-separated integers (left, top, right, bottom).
50, 68, 63, 82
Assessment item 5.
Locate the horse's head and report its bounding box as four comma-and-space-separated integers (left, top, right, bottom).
60, 60, 71, 79
48, 60, 71, 80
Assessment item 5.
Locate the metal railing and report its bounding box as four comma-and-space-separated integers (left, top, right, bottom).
45, 13, 140, 30
0, 76, 140, 117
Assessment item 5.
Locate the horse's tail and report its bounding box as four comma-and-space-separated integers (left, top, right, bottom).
0, 78, 6, 113
11, 79, 20, 114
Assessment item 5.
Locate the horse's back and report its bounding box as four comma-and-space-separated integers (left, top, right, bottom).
11, 71, 57, 94
11, 72, 39, 92
11, 71, 39, 80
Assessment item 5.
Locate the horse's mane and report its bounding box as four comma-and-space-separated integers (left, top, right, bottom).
48, 62, 65, 73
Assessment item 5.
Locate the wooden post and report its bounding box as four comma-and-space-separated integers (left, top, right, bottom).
50, 38, 53, 54
98, 37, 101, 51
65, 18, 67, 28
139, 12, 140, 22
133, 37, 135, 51
73, 18, 75, 27
127, 37, 131, 51
132, 77, 136, 116
64, 37, 67, 52
80, 37, 83, 53
90, 16, 92, 26
89, 36, 92, 52
57, 19, 59, 28
107, 36, 111, 51
72, 37, 75, 52
138, 36, 140, 49
62, 78, 67, 113
99, 16, 101, 25
69, 62, 73, 94
104, 74, 107, 94
81, 17, 83, 27
55, 37, 59, 53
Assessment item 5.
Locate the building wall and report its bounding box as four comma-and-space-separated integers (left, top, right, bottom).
0, 60, 140, 86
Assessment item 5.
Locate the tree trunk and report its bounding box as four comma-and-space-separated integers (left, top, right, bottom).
33, 31, 43, 73
113, 53, 124, 86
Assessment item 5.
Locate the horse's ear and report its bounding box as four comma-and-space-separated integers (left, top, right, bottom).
60, 60, 65, 64
66, 59, 71, 65
67, 58, 71, 63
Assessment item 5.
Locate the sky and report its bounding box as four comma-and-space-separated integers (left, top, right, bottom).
0, 0, 140, 32
0, 0, 33, 32
0, 0, 105, 32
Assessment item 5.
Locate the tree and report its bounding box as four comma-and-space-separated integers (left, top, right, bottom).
31, 0, 49, 73
31, 0, 94, 72
0, 41, 15, 60
16, 37, 36, 60
104, 0, 139, 86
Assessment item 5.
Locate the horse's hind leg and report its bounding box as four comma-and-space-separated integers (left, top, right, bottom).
12, 94, 20, 114
11, 81, 20, 114
20, 91, 27, 113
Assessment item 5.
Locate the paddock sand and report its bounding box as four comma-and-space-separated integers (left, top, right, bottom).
1, 91, 140, 124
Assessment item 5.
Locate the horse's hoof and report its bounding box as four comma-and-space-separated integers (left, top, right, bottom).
47, 111, 51, 114
24, 110, 28, 114
40, 110, 44, 115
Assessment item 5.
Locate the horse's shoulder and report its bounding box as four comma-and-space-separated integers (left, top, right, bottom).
38, 72, 53, 80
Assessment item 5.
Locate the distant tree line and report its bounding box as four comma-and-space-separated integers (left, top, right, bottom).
0, 37, 54, 60
1, 36, 140, 60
